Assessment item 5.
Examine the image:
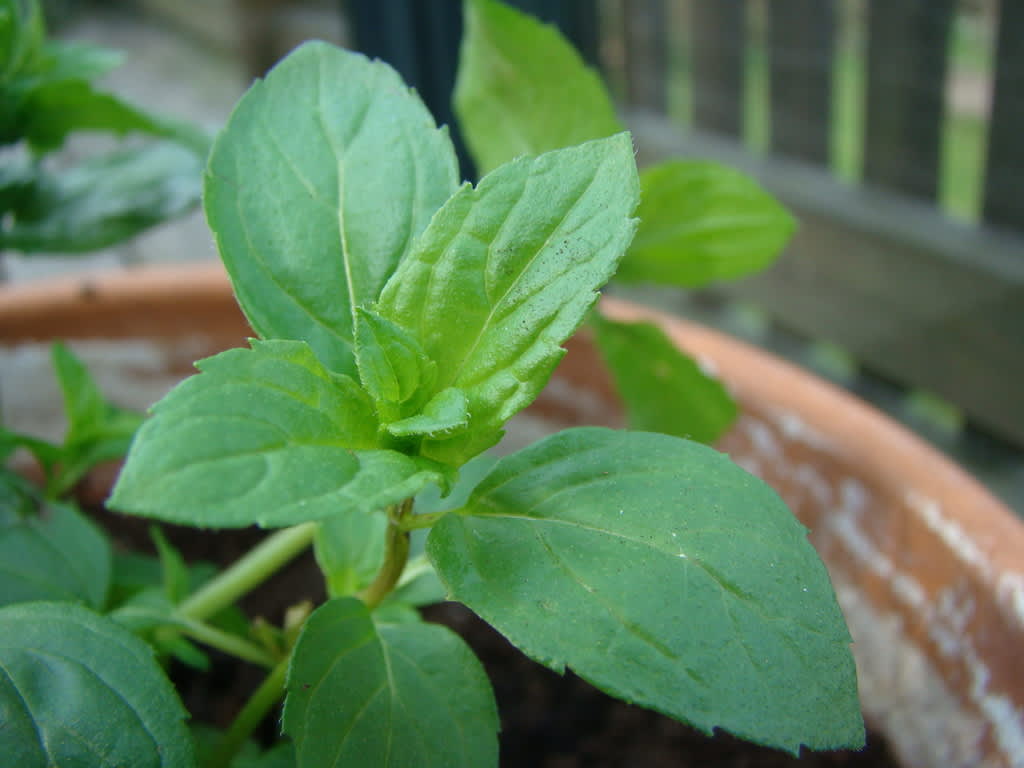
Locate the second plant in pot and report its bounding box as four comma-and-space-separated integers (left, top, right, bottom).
1, 29, 863, 768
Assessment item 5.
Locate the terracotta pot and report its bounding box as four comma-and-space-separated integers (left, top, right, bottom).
2, 264, 1021, 768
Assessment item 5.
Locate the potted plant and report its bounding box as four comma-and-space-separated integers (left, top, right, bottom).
1, 4, 1021, 768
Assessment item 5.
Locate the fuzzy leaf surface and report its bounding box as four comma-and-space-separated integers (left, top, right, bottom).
283, 597, 498, 768
455, 0, 621, 174
592, 313, 737, 444
0, 501, 111, 608
0, 601, 196, 767
378, 134, 639, 466
110, 339, 443, 527
205, 42, 459, 375
427, 427, 864, 754
619, 160, 795, 287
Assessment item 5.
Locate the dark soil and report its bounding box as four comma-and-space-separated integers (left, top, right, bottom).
88, 492, 903, 767
424, 602, 903, 768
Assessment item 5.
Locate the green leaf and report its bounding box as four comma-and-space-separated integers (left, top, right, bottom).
618, 160, 796, 287
427, 427, 865, 754
1, 141, 203, 253
314, 510, 387, 598
378, 134, 640, 466
0, 501, 112, 609
150, 525, 191, 604
111, 339, 444, 527
455, 0, 622, 174
37, 39, 123, 83
47, 342, 143, 494
205, 42, 459, 375
386, 387, 469, 439
0, 0, 45, 84
0, 601, 197, 767
591, 314, 737, 444
52, 341, 106, 438
19, 79, 180, 152
283, 597, 498, 768
0, 462, 40, 518
354, 307, 437, 419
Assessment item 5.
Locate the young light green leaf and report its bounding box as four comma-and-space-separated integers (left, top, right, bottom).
0, 501, 112, 609
455, 0, 622, 174
0, 601, 197, 767
592, 313, 737, 444
314, 510, 387, 598
386, 387, 468, 439
205, 42, 459, 375
110, 339, 444, 528
427, 427, 865, 754
354, 307, 437, 416
1, 141, 203, 253
618, 160, 796, 287
378, 134, 640, 466
283, 597, 498, 768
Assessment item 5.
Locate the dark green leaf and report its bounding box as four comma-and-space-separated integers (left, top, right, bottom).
378, 134, 639, 467
455, 0, 622, 174
20, 79, 172, 152
427, 427, 865, 753
283, 597, 498, 768
1, 141, 203, 253
110, 339, 444, 527
618, 160, 796, 287
0, 601, 197, 767
592, 313, 737, 444
205, 42, 459, 375
0, 501, 111, 609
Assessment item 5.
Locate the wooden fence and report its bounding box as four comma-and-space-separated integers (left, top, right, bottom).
353, 0, 1024, 446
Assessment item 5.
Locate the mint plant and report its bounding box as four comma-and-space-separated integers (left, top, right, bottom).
0, 0, 208, 257
0, 39, 864, 767
456, 0, 795, 445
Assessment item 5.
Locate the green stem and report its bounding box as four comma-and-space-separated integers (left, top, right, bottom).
359, 499, 413, 609
400, 507, 460, 531
178, 523, 317, 622
208, 655, 290, 768
176, 619, 277, 668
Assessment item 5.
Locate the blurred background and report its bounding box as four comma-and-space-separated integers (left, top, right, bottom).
8, 0, 1023, 510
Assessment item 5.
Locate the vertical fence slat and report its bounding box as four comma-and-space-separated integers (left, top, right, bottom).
691, 0, 745, 138
983, 0, 1024, 233
623, 0, 668, 112
863, 0, 954, 200
767, 0, 834, 165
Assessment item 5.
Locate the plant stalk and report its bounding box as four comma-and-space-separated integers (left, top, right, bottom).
359, 499, 413, 609
208, 655, 290, 768
177, 523, 317, 622
177, 619, 277, 668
